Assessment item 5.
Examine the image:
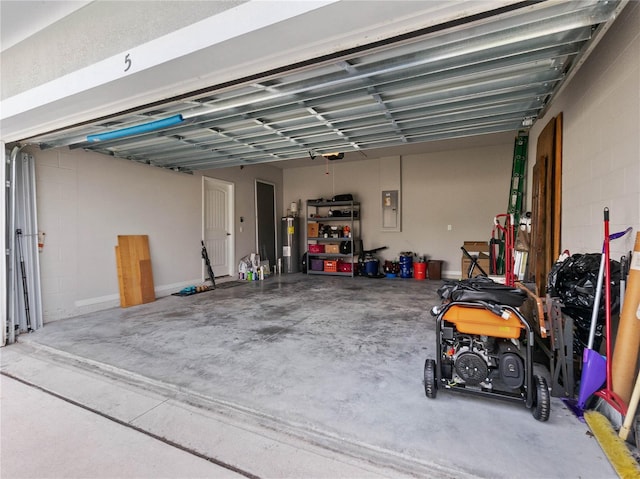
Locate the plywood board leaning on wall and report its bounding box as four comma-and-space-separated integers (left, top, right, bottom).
115, 235, 156, 308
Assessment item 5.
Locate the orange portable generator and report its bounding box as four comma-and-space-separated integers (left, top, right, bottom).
423, 279, 550, 422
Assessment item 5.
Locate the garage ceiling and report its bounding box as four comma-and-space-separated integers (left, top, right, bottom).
26, 0, 622, 171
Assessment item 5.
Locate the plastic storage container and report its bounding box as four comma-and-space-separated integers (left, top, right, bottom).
308, 244, 325, 253
324, 260, 338, 272
413, 261, 427, 280
337, 260, 353, 272
399, 254, 413, 278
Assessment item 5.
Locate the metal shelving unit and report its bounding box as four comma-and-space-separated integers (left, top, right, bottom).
306, 200, 360, 277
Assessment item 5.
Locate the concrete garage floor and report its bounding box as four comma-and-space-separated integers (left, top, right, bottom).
2, 274, 615, 478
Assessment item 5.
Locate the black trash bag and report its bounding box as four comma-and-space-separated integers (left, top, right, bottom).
573, 325, 604, 359
548, 253, 620, 340
437, 276, 527, 307
547, 253, 600, 302
562, 305, 603, 333
564, 304, 604, 357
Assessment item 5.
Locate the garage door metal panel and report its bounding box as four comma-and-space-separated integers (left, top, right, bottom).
25, 0, 623, 170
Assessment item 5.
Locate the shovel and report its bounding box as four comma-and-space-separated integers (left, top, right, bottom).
576, 250, 607, 410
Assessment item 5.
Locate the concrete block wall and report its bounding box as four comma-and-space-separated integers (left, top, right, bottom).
34, 148, 202, 321
283, 141, 513, 278
33, 146, 285, 322
33, 149, 80, 321
528, 1, 640, 259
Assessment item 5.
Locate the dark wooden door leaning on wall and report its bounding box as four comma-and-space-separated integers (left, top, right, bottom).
529, 113, 563, 295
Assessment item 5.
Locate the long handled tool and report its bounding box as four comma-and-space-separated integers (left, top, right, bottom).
619, 370, 640, 442
576, 252, 607, 409
619, 255, 627, 311
594, 208, 627, 416
15, 229, 33, 333
576, 224, 633, 410
201, 241, 216, 289
494, 214, 515, 286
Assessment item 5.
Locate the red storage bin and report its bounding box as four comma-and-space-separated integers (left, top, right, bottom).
308, 244, 325, 253
337, 260, 353, 273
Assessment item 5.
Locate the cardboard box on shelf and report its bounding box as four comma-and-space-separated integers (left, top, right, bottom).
325, 244, 340, 254
307, 223, 319, 238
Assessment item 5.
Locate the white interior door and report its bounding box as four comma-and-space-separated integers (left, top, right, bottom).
203, 177, 234, 278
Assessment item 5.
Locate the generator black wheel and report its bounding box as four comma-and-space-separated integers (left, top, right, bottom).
424, 359, 437, 399
532, 375, 550, 422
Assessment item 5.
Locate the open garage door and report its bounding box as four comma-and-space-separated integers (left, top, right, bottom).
4, 147, 43, 345
16, 1, 624, 173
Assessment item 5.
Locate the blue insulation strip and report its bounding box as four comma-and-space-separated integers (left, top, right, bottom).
87, 114, 183, 142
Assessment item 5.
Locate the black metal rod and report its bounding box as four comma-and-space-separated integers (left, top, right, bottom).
15, 229, 33, 332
